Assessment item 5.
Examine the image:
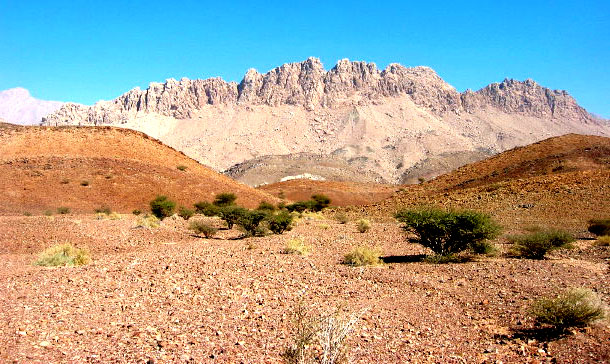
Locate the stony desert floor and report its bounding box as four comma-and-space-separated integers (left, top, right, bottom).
1, 213, 608, 363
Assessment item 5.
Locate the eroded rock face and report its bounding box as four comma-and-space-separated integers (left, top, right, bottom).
43, 58, 595, 126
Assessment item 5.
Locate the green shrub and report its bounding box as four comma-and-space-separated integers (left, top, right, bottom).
595, 235, 610, 246
343, 246, 382, 266
356, 219, 371, 233
286, 201, 313, 213
509, 229, 575, 259
530, 288, 606, 329
150, 195, 176, 220
189, 220, 217, 238
80, 180, 89, 186
395, 208, 501, 256
44, 210, 53, 216
267, 211, 294, 234
335, 213, 349, 224
237, 210, 268, 237
218, 206, 248, 229
132, 209, 142, 216
178, 206, 195, 220
213, 192, 237, 207
256, 201, 276, 212
310, 194, 331, 212
56, 207, 70, 215
95, 206, 112, 215
283, 238, 310, 255
35, 244, 90, 267
176, 165, 188, 171
470, 240, 498, 256
193, 201, 221, 216
588, 219, 610, 236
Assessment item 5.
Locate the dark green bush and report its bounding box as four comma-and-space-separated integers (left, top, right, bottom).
256, 201, 276, 212
176, 165, 188, 171
95, 206, 112, 215
189, 221, 217, 238
213, 193, 237, 207
310, 194, 331, 211
150, 195, 176, 220
57, 207, 70, 215
193, 201, 220, 216
530, 288, 606, 329
588, 219, 610, 236
395, 208, 501, 256
285, 201, 313, 213
132, 209, 142, 216
509, 229, 575, 259
178, 206, 195, 220
218, 206, 248, 229
267, 211, 294, 234
237, 210, 268, 237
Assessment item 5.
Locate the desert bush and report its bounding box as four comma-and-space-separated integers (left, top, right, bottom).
356, 219, 371, 233
257, 201, 276, 212
343, 246, 382, 266
310, 194, 331, 212
176, 165, 187, 171
23, 212, 32, 216
95, 206, 112, 215
470, 240, 498, 256
237, 210, 269, 237
509, 229, 575, 259
595, 235, 610, 246
286, 201, 313, 213
302, 211, 325, 221
178, 206, 195, 220
319, 223, 330, 230
56, 207, 70, 215
588, 219, 610, 236
213, 192, 237, 207
189, 220, 218, 238
35, 244, 90, 267
193, 201, 221, 217
44, 210, 53, 216
530, 288, 606, 330
268, 211, 294, 234
150, 195, 176, 220
395, 208, 501, 256
335, 213, 349, 224
60, 179, 70, 184
80, 180, 89, 186
136, 214, 160, 228
218, 206, 248, 229
283, 238, 310, 255
132, 209, 142, 216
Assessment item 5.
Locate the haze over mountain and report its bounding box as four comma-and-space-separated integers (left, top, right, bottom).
42, 58, 609, 185
0, 88, 63, 125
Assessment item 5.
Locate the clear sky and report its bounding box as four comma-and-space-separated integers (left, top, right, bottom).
1, 0, 608, 117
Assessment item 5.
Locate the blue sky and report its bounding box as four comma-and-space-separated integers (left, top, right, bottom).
1, 0, 608, 117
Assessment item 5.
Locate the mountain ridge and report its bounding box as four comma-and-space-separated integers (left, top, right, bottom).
0, 87, 63, 125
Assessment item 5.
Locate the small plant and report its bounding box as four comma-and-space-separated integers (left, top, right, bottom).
283, 238, 310, 255
395, 208, 501, 256
302, 211, 325, 221
310, 194, 331, 212
57, 207, 70, 215
213, 192, 237, 207
530, 288, 606, 330
267, 211, 294, 234
509, 229, 575, 259
43, 210, 53, 216
588, 219, 610, 236
237, 210, 268, 237
189, 220, 218, 238
132, 209, 142, 216
319, 223, 330, 230
35, 244, 90, 267
135, 214, 160, 228
178, 206, 195, 220
335, 213, 349, 224
80, 180, 89, 186
343, 246, 382, 266
595, 235, 610, 246
150, 195, 176, 220
356, 219, 371, 233
176, 165, 188, 171
257, 201, 276, 212
23, 211, 32, 216
95, 206, 112, 215
470, 240, 498, 256
60, 179, 70, 184
193, 201, 221, 216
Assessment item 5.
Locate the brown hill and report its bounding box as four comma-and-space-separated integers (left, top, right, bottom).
258, 179, 397, 207
368, 134, 610, 232
0, 125, 278, 214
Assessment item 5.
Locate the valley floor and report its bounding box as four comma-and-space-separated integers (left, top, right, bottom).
0, 214, 608, 363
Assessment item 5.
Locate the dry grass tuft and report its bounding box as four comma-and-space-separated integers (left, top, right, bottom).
35, 244, 91, 267
283, 238, 311, 255
595, 235, 610, 246
530, 288, 606, 329
356, 219, 371, 233
343, 246, 382, 266
135, 214, 160, 228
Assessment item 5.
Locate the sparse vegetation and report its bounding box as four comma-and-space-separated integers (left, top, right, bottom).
44, 210, 53, 216
150, 195, 176, 220
267, 211, 294, 234
256, 201, 276, 212
343, 245, 382, 266
56, 207, 70, 215
189, 220, 218, 238
95, 206, 112, 215
178, 206, 195, 220
469, 240, 498, 256
356, 219, 371, 233
218, 205, 248, 229
23, 211, 32, 216
509, 229, 575, 259
283, 238, 310, 255
395, 208, 501, 257
237, 210, 268, 237
193, 201, 221, 216
213, 192, 237, 207
136, 214, 160, 228
60, 179, 70, 184
132, 209, 142, 216
176, 165, 188, 171
335, 213, 349, 224
80, 180, 89, 186
595, 235, 610, 246
35, 244, 90, 267
588, 218, 610, 236
286, 194, 332, 213
530, 288, 606, 330
319, 223, 330, 229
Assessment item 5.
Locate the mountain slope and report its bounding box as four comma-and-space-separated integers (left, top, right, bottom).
0, 88, 63, 125
0, 125, 278, 214
42, 58, 609, 184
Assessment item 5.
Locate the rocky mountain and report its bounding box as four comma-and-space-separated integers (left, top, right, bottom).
0, 88, 63, 125
42, 58, 609, 184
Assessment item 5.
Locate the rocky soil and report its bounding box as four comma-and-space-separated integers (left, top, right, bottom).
1, 214, 608, 363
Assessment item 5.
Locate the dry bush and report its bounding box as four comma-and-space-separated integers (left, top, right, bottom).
356, 219, 371, 233
35, 244, 90, 267
319, 224, 330, 230
57, 207, 70, 215
530, 288, 606, 329
189, 220, 217, 238
135, 214, 160, 228
176, 165, 188, 171
595, 235, 610, 246
95, 206, 112, 215
335, 213, 349, 224
509, 229, 575, 259
283, 238, 311, 255
343, 246, 382, 266
302, 212, 325, 221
